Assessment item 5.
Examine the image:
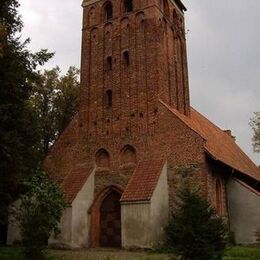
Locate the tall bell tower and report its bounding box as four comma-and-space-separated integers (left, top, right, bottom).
79, 0, 190, 140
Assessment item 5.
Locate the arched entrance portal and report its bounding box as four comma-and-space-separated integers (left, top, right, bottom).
100, 191, 121, 247
90, 185, 123, 247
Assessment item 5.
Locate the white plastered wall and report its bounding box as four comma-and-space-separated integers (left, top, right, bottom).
71, 170, 95, 248
150, 162, 169, 245
121, 161, 169, 248
49, 169, 95, 249
227, 178, 260, 245
7, 170, 95, 249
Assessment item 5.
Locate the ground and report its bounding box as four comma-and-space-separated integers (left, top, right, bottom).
0, 247, 260, 260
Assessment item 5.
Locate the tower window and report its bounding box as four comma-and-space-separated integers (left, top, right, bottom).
107, 56, 112, 70
124, 0, 133, 13
105, 90, 113, 108
104, 2, 113, 20
123, 51, 130, 67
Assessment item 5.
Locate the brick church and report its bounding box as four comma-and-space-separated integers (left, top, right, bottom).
9, 0, 260, 248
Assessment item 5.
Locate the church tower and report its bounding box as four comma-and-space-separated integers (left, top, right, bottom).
79, 0, 190, 141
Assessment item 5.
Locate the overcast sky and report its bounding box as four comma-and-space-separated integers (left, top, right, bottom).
19, 0, 260, 165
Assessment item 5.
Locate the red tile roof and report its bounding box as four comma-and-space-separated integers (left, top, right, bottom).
160, 100, 260, 182
61, 164, 93, 203
121, 159, 165, 202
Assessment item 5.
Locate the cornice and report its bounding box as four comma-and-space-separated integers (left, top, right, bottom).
82, 0, 187, 13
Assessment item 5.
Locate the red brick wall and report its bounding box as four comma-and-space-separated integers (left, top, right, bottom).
79, 0, 190, 145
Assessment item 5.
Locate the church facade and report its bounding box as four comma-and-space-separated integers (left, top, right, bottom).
8, 0, 260, 248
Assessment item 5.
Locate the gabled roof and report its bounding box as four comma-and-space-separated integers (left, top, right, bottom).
160, 100, 260, 183
121, 159, 165, 202
61, 164, 93, 203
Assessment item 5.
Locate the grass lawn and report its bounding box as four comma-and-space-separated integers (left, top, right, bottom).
0, 246, 23, 260
51, 248, 172, 260
223, 246, 260, 260
0, 246, 55, 260
1, 246, 260, 260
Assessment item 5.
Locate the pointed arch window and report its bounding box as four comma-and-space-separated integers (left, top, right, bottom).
95, 149, 110, 168
120, 145, 137, 165
104, 2, 113, 20
124, 0, 133, 13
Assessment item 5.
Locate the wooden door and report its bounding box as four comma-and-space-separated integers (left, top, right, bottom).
100, 192, 121, 247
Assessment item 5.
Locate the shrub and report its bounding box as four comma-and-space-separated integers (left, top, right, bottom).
16, 170, 65, 259
165, 185, 227, 260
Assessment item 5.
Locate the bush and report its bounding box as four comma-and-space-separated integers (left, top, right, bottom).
16, 170, 65, 259
165, 185, 227, 260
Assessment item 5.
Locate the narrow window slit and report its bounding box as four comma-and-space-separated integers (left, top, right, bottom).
123, 51, 130, 67
107, 56, 112, 70
124, 0, 133, 13
105, 90, 113, 108
104, 2, 113, 20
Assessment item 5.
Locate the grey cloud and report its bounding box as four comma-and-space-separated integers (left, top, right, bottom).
186, 0, 260, 165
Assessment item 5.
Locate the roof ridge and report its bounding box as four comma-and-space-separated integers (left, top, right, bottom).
190, 107, 230, 135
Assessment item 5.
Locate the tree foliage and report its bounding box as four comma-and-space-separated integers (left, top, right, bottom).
250, 112, 260, 153
165, 185, 227, 260
15, 170, 65, 259
0, 0, 53, 237
0, 0, 79, 247
28, 66, 80, 156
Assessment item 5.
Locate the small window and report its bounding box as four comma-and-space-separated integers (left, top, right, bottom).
105, 90, 113, 108
107, 56, 112, 70
123, 51, 130, 67
104, 2, 113, 20
124, 0, 133, 13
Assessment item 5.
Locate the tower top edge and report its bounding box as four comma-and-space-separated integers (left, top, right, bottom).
82, 0, 187, 12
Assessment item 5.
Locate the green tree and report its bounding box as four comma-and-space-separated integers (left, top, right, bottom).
165, 185, 227, 260
0, 0, 53, 242
250, 112, 260, 153
16, 170, 65, 259
29, 66, 80, 156
55, 66, 80, 134
29, 67, 60, 155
